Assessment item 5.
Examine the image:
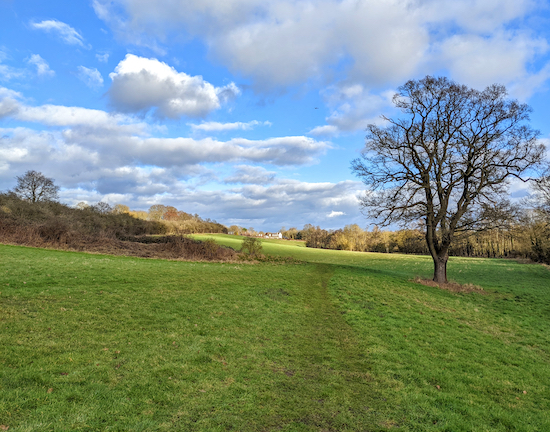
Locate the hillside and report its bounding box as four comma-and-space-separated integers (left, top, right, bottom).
0, 194, 236, 261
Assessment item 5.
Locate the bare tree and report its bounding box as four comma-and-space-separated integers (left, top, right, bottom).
532, 170, 550, 217
352, 76, 544, 283
13, 170, 60, 203
91, 201, 113, 214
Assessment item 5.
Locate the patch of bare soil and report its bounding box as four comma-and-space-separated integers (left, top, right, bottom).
413, 277, 486, 294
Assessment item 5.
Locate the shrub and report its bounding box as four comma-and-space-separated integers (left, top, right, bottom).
0, 193, 236, 262
241, 237, 263, 257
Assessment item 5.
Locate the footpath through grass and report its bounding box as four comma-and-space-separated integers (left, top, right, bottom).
194, 234, 550, 430
1, 245, 389, 431
2, 236, 550, 431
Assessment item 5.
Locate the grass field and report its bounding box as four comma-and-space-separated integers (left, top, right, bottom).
1, 236, 550, 431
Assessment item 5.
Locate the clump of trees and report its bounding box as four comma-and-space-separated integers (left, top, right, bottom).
0, 192, 236, 261
0, 191, 163, 242
289, 213, 550, 265
1, 171, 235, 261
104, 204, 228, 235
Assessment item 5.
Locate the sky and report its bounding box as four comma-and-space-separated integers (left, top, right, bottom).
1, 0, 550, 232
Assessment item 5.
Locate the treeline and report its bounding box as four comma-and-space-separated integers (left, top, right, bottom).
77, 202, 228, 235
277, 215, 550, 264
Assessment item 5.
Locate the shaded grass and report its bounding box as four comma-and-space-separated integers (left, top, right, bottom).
1, 245, 390, 431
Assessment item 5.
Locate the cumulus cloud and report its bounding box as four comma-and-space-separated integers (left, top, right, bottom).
190, 120, 271, 132
0, 87, 22, 118
211, 179, 363, 229
76, 66, 104, 89
434, 31, 549, 94
309, 85, 394, 135
327, 210, 345, 218
93, 0, 426, 88
224, 165, 276, 184
0, 88, 328, 168
123, 136, 329, 167
0, 122, 358, 229
108, 54, 240, 118
30, 20, 86, 47
92, 0, 549, 100
27, 54, 55, 77
93, 0, 536, 86
0, 86, 329, 189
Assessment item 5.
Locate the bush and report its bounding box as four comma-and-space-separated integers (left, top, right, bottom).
241, 237, 263, 257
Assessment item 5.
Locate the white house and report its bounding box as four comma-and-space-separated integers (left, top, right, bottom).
264, 232, 282, 239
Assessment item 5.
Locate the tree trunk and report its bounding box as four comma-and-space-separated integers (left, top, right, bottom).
433, 254, 448, 283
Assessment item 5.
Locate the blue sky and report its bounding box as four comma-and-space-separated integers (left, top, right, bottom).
1, 0, 550, 231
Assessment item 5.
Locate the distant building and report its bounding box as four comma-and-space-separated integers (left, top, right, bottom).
264, 232, 282, 239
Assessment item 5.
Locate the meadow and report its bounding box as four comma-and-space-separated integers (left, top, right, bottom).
1, 235, 549, 431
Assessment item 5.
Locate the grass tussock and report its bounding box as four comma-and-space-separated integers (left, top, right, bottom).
0, 193, 237, 261
413, 276, 486, 294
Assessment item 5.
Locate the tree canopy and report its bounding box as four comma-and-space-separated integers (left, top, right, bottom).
352, 76, 545, 283
13, 170, 60, 203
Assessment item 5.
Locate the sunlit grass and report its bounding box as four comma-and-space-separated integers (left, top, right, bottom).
2, 237, 550, 431
1, 245, 387, 431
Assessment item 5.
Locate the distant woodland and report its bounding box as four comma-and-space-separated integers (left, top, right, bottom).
1, 190, 549, 265
274, 216, 550, 264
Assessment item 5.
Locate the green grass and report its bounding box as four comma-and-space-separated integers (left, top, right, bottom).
2, 236, 550, 431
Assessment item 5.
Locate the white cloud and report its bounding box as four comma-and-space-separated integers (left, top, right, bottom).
208, 179, 363, 228
308, 125, 339, 137
224, 165, 276, 184
14, 104, 147, 134
0, 121, 357, 230
96, 52, 109, 63
93, 0, 426, 89
327, 210, 345, 218
76, 66, 104, 89
0, 65, 25, 81
0, 94, 328, 169
27, 54, 55, 77
0, 87, 329, 170
0, 50, 26, 82
190, 120, 271, 132
108, 54, 240, 118
124, 136, 329, 167
0, 87, 22, 118
418, 0, 536, 34
309, 85, 394, 135
92, 0, 548, 97
30, 20, 86, 47
434, 31, 549, 94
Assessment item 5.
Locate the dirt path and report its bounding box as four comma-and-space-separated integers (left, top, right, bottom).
259, 263, 392, 430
